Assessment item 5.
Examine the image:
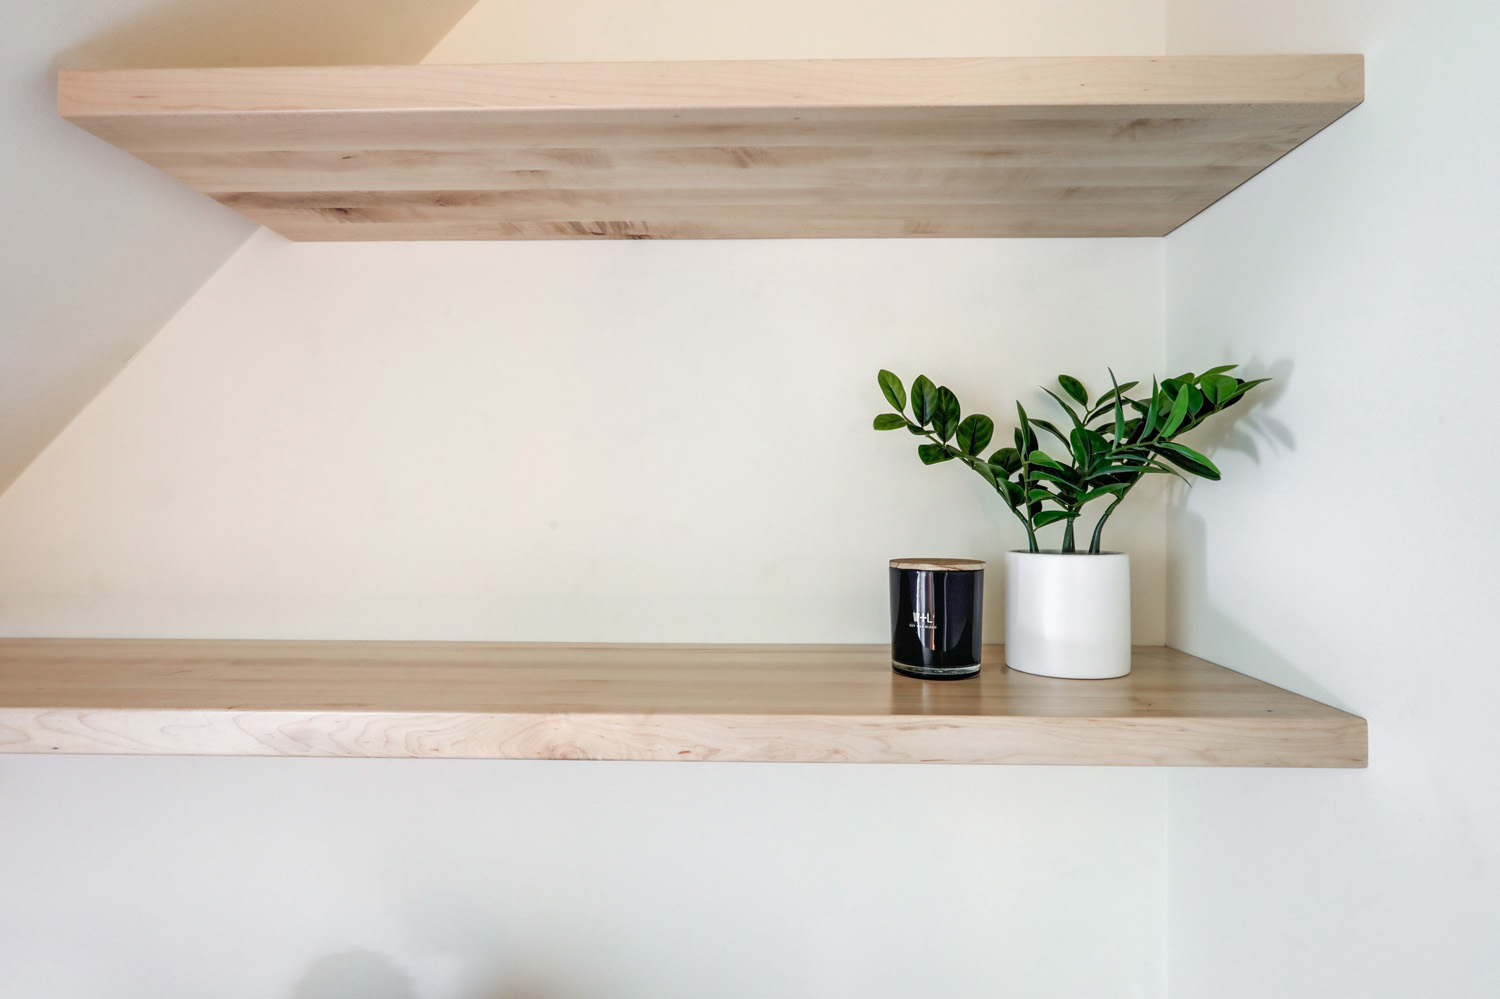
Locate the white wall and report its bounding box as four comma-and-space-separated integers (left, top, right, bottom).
0, 233, 1167, 644
0, 3, 1178, 996
0, 1, 252, 497
0, 234, 1169, 998
1163, 1, 1500, 996
0, 757, 1164, 999
0, 0, 482, 497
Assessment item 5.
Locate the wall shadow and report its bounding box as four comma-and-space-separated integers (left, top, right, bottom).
292, 949, 419, 999
288, 945, 582, 999
1172, 355, 1296, 468
1164, 357, 1358, 712
1169, 508, 1351, 711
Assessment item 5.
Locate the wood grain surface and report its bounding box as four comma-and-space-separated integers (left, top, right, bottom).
56, 55, 1363, 240
0, 641, 1366, 766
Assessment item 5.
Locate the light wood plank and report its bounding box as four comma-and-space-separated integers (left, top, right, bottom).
57, 56, 1364, 114
141, 155, 1269, 195
56, 56, 1363, 240
0, 641, 1367, 766
260, 217, 1185, 240
69, 112, 1338, 154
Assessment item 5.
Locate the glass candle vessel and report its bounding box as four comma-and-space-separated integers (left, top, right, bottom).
888, 558, 985, 679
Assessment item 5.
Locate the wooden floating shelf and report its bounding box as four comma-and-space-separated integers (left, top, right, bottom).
0, 641, 1365, 766
57, 55, 1363, 240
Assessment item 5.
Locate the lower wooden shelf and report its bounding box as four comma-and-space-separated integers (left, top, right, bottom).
0, 640, 1365, 767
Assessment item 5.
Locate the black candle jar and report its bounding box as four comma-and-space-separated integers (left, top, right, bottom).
889, 558, 985, 679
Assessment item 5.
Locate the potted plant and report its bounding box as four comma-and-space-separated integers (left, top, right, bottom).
874, 366, 1267, 678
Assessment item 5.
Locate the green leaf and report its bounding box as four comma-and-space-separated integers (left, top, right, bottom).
1077, 484, 1127, 505
955, 414, 994, 456
1042, 388, 1085, 430
1160, 387, 1191, 438
918, 444, 954, 465
1094, 380, 1140, 409
1027, 488, 1056, 502
1070, 426, 1092, 467
873, 413, 907, 431
1084, 465, 1132, 483
1185, 385, 1206, 415
932, 386, 962, 442
1200, 374, 1237, 406
1220, 377, 1271, 408
973, 460, 1000, 488
1000, 479, 1026, 507
911, 375, 938, 426
1139, 379, 1160, 441
1033, 509, 1081, 528
877, 370, 907, 411
1029, 418, 1070, 447
1200, 364, 1238, 378
989, 447, 1021, 475
1152, 441, 1221, 480
1031, 467, 1082, 489
1015, 402, 1038, 455
1058, 375, 1089, 406
1108, 370, 1127, 441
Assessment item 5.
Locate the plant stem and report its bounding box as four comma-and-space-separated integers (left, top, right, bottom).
1061, 516, 1075, 553
1018, 453, 1039, 552
1088, 485, 1135, 554
1004, 502, 1038, 552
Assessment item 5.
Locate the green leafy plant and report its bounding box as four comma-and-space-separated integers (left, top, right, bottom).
874, 367, 1268, 553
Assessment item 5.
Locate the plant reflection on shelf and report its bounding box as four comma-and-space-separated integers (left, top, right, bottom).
873, 366, 1268, 554
874, 365, 1269, 679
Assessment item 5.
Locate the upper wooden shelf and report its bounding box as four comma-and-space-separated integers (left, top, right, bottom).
0, 641, 1365, 766
57, 55, 1363, 240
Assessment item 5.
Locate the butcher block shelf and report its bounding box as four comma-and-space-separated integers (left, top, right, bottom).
57, 55, 1363, 240
0, 641, 1365, 766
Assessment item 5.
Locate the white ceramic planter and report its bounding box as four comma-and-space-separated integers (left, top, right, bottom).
1004, 551, 1131, 679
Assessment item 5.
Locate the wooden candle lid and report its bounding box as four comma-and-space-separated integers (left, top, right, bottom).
889, 558, 986, 571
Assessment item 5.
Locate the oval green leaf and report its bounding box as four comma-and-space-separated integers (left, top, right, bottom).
911, 375, 938, 426
877, 370, 907, 411
932, 387, 962, 442
1152, 441, 1221, 479
1160, 387, 1191, 438
989, 447, 1021, 475
1201, 374, 1237, 405
955, 414, 994, 456
918, 443, 954, 465
1058, 375, 1089, 406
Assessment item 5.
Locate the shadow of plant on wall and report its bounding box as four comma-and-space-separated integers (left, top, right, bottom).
1163, 357, 1354, 710
1169, 508, 1352, 711
289, 947, 580, 999
292, 949, 419, 999
1168, 356, 1296, 468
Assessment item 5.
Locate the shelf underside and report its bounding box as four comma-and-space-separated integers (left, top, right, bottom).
0, 641, 1366, 766
57, 55, 1363, 240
